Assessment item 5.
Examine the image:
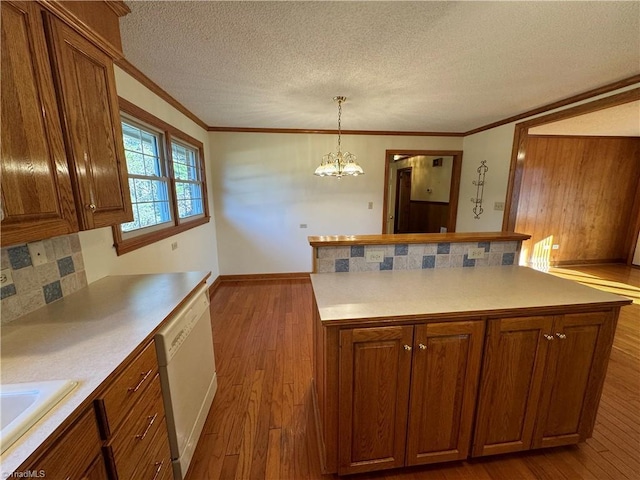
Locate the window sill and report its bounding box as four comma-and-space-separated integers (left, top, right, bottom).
112, 216, 210, 256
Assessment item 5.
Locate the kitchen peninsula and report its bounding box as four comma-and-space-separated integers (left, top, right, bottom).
308, 233, 632, 476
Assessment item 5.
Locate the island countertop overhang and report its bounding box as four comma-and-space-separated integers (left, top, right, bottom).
308, 231, 531, 247
310, 266, 632, 324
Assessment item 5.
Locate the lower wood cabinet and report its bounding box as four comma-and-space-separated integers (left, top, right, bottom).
313, 307, 622, 476
27, 407, 106, 480
337, 321, 484, 475
472, 311, 616, 457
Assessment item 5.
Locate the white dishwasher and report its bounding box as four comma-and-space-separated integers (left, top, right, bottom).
155, 284, 218, 480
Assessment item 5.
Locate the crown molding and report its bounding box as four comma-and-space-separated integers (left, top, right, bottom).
207, 126, 464, 136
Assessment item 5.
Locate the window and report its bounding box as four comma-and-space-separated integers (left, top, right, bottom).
113, 98, 209, 255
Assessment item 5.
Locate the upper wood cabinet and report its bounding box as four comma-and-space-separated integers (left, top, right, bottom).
0, 0, 132, 247
1, 1, 78, 246
45, 13, 132, 229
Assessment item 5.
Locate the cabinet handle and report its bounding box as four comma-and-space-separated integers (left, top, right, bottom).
403, 344, 412, 351
543, 334, 554, 341
136, 412, 158, 441
151, 460, 164, 480
555, 333, 567, 339
87, 203, 96, 211
128, 369, 153, 393
418, 343, 427, 350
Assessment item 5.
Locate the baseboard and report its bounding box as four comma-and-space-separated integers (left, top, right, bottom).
551, 259, 627, 267
217, 272, 311, 282
208, 276, 223, 300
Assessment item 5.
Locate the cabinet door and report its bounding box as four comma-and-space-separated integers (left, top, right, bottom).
532, 311, 616, 448
472, 316, 553, 457
338, 326, 413, 475
1, 1, 78, 246
45, 15, 133, 229
406, 321, 484, 465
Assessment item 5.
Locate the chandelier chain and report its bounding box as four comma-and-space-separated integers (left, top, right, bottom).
337, 98, 342, 151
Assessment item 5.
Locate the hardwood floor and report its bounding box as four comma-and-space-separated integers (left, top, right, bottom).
186, 265, 639, 480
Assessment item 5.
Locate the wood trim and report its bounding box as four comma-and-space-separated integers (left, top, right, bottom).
465, 75, 640, 136
308, 232, 531, 247
113, 217, 210, 256
115, 58, 209, 130
216, 272, 311, 282
528, 134, 640, 140
381, 150, 464, 234
409, 200, 450, 206
504, 88, 640, 236
208, 126, 464, 136
103, 1, 130, 16
208, 276, 222, 300
38, 0, 124, 59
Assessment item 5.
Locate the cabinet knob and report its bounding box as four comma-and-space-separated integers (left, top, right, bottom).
418, 343, 427, 350
404, 344, 412, 351
555, 333, 567, 339
543, 334, 554, 341
87, 203, 96, 211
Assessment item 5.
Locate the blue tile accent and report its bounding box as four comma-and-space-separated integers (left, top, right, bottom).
463, 255, 476, 267
437, 243, 450, 254
57, 256, 75, 277
8, 245, 32, 270
380, 257, 394, 270
1, 284, 17, 299
478, 241, 491, 252
422, 255, 436, 269
335, 258, 350, 272
502, 252, 515, 265
43, 280, 63, 304
350, 245, 364, 257
394, 244, 408, 256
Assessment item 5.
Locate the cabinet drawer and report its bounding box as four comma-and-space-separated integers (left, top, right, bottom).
107, 374, 166, 480
96, 340, 158, 436
30, 407, 101, 479
130, 424, 174, 480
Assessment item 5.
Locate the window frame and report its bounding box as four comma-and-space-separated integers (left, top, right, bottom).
113, 97, 210, 255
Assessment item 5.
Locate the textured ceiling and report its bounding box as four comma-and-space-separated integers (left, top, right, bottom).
120, 1, 640, 132
529, 101, 640, 137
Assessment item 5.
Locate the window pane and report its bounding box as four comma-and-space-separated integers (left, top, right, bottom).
171, 142, 200, 181
122, 121, 162, 178
175, 180, 204, 219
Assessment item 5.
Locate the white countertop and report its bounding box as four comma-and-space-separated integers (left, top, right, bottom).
310, 266, 631, 322
0, 271, 210, 476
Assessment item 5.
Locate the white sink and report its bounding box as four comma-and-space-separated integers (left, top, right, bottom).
1, 380, 77, 454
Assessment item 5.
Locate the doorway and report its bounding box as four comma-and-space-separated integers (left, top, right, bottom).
504, 88, 640, 266
394, 168, 412, 233
382, 150, 463, 234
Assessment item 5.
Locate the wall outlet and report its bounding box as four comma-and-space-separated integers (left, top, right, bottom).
299, 224, 308, 229
467, 247, 486, 259
494, 201, 505, 211
27, 241, 48, 266
1, 268, 13, 286
171, 241, 178, 251
552, 244, 560, 250
367, 202, 373, 210
365, 250, 385, 263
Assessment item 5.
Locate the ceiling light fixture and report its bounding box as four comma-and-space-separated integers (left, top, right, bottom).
314, 96, 364, 178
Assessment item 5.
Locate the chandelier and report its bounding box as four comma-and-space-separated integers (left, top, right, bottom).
314, 96, 364, 178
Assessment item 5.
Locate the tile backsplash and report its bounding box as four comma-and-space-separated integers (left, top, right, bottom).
316, 241, 520, 273
1, 233, 87, 324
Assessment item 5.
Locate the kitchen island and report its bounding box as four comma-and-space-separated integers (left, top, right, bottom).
310, 266, 632, 475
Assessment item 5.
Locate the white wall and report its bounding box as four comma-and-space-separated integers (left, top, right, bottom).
210, 133, 463, 274
79, 67, 220, 284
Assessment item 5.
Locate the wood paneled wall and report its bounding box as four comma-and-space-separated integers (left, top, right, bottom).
516, 136, 640, 266
409, 201, 449, 233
